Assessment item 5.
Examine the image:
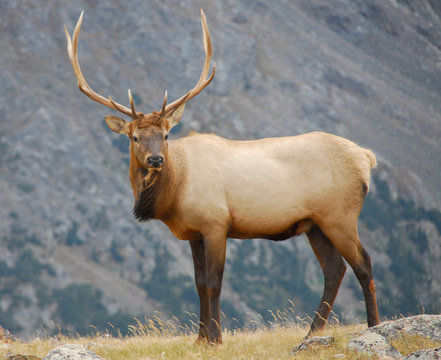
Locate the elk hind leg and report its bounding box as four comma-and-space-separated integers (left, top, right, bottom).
321, 222, 380, 328
352, 246, 380, 327
306, 225, 346, 337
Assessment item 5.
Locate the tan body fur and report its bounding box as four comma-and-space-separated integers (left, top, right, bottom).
161, 132, 374, 244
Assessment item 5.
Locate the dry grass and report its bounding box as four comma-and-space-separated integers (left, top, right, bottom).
390, 332, 441, 357
0, 325, 349, 360
1, 316, 440, 360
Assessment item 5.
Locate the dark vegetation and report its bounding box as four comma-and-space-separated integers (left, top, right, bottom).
227, 240, 319, 325
141, 244, 198, 320
53, 284, 134, 336
0, 216, 135, 336
360, 175, 441, 317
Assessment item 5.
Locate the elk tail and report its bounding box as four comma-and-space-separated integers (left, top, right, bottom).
365, 149, 377, 169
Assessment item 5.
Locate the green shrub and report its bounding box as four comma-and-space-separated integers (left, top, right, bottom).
66, 222, 84, 246
53, 284, 110, 335
360, 174, 441, 316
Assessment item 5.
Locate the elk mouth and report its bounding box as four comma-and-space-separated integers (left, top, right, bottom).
142, 167, 162, 190
147, 165, 163, 172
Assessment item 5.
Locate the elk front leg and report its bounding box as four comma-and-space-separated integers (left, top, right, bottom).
203, 233, 227, 344
306, 225, 346, 337
189, 239, 210, 343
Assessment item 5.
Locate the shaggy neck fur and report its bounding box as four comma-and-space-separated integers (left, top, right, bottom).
132, 168, 161, 221
129, 145, 180, 222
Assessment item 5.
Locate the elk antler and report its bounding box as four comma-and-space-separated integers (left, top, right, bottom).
161, 9, 216, 116
65, 10, 215, 119
65, 11, 140, 118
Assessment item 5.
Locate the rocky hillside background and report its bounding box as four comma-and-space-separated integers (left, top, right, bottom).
1, 0, 440, 338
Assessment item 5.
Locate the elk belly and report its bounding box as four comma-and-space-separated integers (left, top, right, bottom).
226, 189, 312, 240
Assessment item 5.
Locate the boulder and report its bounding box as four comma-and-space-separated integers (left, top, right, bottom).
347, 315, 441, 359
43, 344, 103, 360
293, 335, 334, 352
372, 315, 441, 342
403, 347, 441, 360
348, 331, 401, 358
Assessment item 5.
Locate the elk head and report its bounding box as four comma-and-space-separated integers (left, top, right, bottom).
104, 91, 187, 172
65, 10, 215, 175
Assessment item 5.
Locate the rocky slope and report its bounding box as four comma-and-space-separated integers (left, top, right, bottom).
296, 314, 441, 359
0, 0, 440, 337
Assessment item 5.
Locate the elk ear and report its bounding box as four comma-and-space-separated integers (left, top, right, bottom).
105, 115, 130, 135
165, 103, 186, 130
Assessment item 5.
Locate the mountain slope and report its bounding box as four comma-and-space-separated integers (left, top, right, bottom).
0, 0, 440, 337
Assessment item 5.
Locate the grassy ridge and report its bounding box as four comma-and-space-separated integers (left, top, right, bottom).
3, 324, 440, 360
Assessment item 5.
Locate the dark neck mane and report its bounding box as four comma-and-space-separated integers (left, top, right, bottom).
130, 146, 182, 223
132, 170, 161, 222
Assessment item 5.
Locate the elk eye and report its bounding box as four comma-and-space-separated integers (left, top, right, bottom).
132, 136, 139, 143
164, 134, 169, 140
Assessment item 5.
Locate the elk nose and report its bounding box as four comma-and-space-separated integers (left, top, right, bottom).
148, 155, 163, 168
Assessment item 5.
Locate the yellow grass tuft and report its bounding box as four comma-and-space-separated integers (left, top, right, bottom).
389, 333, 441, 357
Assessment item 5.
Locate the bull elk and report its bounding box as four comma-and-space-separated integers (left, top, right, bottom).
65, 10, 380, 344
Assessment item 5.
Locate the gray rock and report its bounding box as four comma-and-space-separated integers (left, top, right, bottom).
403, 347, 441, 360
372, 315, 441, 342
347, 315, 441, 359
347, 331, 402, 359
43, 344, 103, 360
293, 335, 333, 352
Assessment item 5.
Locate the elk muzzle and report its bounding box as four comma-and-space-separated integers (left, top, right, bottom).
148, 155, 164, 168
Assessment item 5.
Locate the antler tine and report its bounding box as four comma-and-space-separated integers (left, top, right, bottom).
128, 89, 138, 120
65, 11, 138, 118
108, 95, 129, 114
160, 90, 168, 115
163, 9, 215, 115
199, 9, 213, 85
